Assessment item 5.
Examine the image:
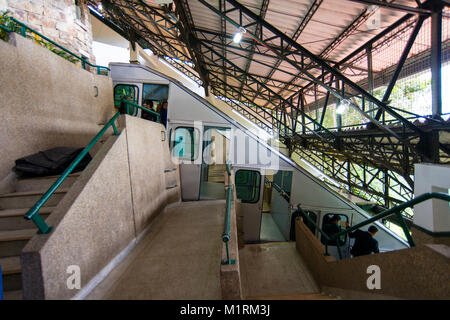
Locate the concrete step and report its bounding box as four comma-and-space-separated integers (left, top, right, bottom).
0, 207, 55, 231
245, 293, 340, 300
0, 229, 36, 258
14, 173, 80, 193
0, 256, 22, 291
0, 189, 68, 210
3, 290, 23, 300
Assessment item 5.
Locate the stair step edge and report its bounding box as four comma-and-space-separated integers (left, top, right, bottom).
0, 189, 69, 198
0, 229, 37, 241
0, 207, 56, 218
0, 256, 21, 274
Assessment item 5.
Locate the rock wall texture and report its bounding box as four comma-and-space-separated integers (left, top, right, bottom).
1, 0, 94, 62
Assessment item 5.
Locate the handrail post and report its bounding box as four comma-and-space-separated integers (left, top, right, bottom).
222, 164, 235, 265
395, 212, 415, 247
31, 212, 53, 234
112, 121, 119, 136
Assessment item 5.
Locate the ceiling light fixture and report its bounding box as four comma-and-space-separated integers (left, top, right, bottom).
233, 27, 246, 44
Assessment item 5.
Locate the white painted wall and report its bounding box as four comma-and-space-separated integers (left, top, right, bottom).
414, 163, 450, 232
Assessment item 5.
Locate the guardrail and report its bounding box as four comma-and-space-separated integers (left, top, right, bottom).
24, 103, 159, 234
296, 192, 450, 259
222, 163, 235, 265
120, 99, 161, 123
0, 12, 110, 75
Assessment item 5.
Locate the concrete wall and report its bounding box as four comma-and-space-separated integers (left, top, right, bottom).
0, 32, 114, 190
21, 115, 181, 299
1, 0, 94, 62
220, 172, 243, 300
295, 218, 450, 299
124, 116, 181, 234
414, 163, 450, 233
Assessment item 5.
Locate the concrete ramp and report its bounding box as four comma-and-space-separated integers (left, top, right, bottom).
239, 242, 320, 299
87, 200, 225, 300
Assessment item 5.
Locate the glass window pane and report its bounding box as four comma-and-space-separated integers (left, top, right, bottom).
143, 84, 169, 102
321, 214, 348, 246
173, 127, 199, 161
114, 85, 137, 107
235, 170, 261, 203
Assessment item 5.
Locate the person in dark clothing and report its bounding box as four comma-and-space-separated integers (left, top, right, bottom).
322, 215, 348, 246
160, 100, 168, 127
141, 101, 157, 122
349, 225, 379, 257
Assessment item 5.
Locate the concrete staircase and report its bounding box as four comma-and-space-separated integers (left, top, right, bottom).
0, 173, 80, 300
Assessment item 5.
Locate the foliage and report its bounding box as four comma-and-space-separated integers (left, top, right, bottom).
0, 11, 79, 64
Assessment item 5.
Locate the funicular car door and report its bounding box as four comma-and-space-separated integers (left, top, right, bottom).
234, 167, 264, 242
171, 126, 202, 201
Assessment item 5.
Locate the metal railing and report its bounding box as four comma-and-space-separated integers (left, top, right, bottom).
24, 103, 159, 234
0, 13, 110, 75
222, 163, 235, 265
120, 99, 161, 123
296, 192, 450, 259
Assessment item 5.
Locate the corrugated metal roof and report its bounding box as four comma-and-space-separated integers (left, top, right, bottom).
94, 0, 448, 111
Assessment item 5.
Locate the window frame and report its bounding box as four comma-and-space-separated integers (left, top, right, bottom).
142, 83, 169, 104
114, 84, 139, 107
320, 213, 349, 246
235, 169, 261, 204
172, 126, 200, 161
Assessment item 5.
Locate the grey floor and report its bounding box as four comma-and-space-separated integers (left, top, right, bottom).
86, 200, 225, 300
260, 212, 286, 242
239, 242, 320, 299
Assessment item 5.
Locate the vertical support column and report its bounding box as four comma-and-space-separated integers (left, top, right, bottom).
301, 92, 306, 134
366, 45, 374, 116
129, 41, 139, 64
431, 2, 443, 119
336, 78, 342, 131
347, 162, 351, 193
384, 169, 389, 208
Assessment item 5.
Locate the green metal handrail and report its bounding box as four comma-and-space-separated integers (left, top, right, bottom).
23, 99, 160, 234
24, 112, 122, 233
222, 163, 235, 265
296, 192, 450, 256
329, 192, 450, 248
1, 14, 109, 75
120, 99, 161, 123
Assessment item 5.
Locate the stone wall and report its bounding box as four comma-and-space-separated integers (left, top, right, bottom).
0, 0, 94, 62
